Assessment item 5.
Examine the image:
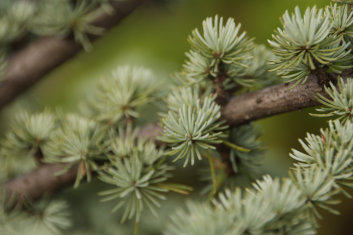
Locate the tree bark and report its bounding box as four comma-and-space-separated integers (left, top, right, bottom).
221, 75, 323, 126
4, 163, 78, 205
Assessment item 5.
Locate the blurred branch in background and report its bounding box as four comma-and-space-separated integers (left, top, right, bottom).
0, 0, 147, 111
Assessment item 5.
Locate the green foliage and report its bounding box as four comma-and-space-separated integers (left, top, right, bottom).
231, 45, 280, 89
188, 15, 252, 70
167, 177, 316, 235
165, 201, 232, 235
166, 120, 353, 234
159, 89, 227, 167
0, 191, 18, 235
200, 124, 263, 195
227, 124, 262, 177
86, 66, 160, 126
269, 6, 353, 85
19, 200, 71, 235
4, 1, 353, 234
290, 166, 339, 218
181, 15, 254, 88
1, 110, 57, 160
0, 0, 113, 77
163, 87, 200, 114
327, 4, 353, 44
0, 193, 71, 235
44, 114, 105, 187
98, 126, 173, 223
107, 126, 165, 165
290, 120, 353, 195
313, 77, 353, 122
31, 0, 104, 50
0, 0, 36, 45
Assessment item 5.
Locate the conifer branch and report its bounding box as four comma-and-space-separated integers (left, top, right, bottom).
2, 123, 163, 205
0, 0, 145, 110
222, 74, 336, 126
3, 63, 351, 206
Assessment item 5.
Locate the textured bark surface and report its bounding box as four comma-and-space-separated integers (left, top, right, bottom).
4, 163, 78, 204
222, 75, 324, 126
0, 0, 145, 110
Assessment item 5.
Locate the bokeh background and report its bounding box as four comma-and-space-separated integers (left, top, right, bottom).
4, 0, 353, 234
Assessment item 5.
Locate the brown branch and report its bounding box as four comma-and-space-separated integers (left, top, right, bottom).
221, 74, 325, 126
4, 164, 78, 205
0, 0, 146, 110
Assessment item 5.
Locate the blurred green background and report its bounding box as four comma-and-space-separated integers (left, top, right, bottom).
7, 0, 353, 234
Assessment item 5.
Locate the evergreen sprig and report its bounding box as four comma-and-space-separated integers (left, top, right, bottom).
182, 15, 254, 88
44, 114, 105, 188
0, 192, 70, 235
165, 201, 232, 235
181, 50, 213, 85
0, 0, 36, 45
312, 77, 353, 122
166, 176, 315, 235
159, 90, 227, 167
290, 120, 353, 195
31, 0, 104, 50
289, 166, 340, 218
189, 15, 252, 68
0, 190, 19, 235
227, 124, 262, 177
107, 126, 165, 165
230, 45, 280, 89
200, 124, 263, 195
19, 200, 71, 235
86, 66, 160, 126
327, 3, 353, 45
1, 110, 57, 160
163, 87, 200, 114
98, 127, 174, 223
269, 6, 353, 85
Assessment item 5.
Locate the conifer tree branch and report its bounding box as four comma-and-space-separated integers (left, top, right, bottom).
3, 72, 350, 205
0, 0, 146, 110
2, 123, 162, 204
